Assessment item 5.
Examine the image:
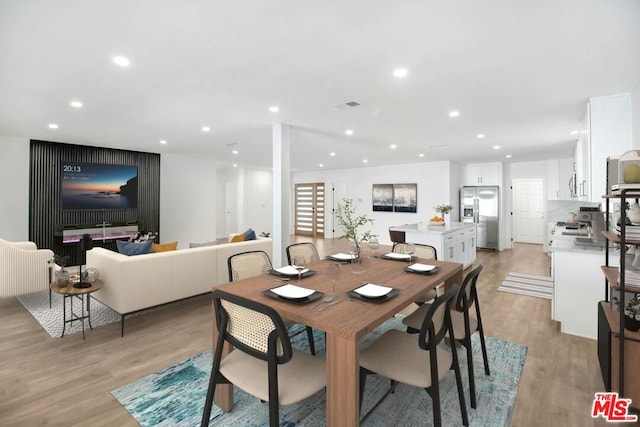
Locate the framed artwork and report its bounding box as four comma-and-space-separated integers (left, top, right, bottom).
393, 183, 417, 213
372, 184, 393, 211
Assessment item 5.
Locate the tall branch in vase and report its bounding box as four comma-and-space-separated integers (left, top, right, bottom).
335, 198, 375, 255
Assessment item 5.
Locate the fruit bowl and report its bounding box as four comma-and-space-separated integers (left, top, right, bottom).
429, 220, 446, 226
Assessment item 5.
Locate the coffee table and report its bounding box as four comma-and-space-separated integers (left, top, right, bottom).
50, 279, 103, 340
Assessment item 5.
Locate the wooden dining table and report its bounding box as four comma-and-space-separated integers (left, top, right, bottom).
210, 255, 464, 426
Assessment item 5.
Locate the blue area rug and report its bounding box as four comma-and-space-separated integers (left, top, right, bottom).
112, 317, 527, 426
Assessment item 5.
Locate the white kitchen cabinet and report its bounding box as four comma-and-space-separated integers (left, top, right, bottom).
588, 93, 632, 201
403, 223, 476, 268
463, 162, 502, 186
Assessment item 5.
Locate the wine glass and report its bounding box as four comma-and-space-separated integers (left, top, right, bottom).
405, 243, 416, 265
368, 237, 379, 258
326, 263, 341, 297
293, 255, 306, 284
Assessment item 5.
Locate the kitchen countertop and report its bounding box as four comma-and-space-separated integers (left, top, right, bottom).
550, 224, 607, 253
390, 221, 475, 234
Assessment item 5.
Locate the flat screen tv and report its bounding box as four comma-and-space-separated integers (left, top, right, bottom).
61, 161, 138, 210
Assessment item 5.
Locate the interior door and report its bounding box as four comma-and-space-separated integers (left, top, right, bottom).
513, 178, 544, 244
294, 182, 325, 238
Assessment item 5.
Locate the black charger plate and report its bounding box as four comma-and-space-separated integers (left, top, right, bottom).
403, 265, 441, 275
262, 289, 324, 303
347, 287, 400, 302
268, 269, 316, 278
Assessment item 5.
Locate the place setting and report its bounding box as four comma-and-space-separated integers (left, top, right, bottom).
404, 262, 441, 275
347, 282, 399, 303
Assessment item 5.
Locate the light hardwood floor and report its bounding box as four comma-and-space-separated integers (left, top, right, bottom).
0, 240, 608, 426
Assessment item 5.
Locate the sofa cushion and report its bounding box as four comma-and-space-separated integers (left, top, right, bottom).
153, 241, 178, 252
189, 240, 217, 248
230, 233, 245, 243
116, 240, 153, 256
244, 228, 257, 241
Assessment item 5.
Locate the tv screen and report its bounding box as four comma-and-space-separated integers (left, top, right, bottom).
61, 161, 138, 210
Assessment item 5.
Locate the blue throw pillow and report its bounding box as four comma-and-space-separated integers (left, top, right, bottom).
116, 240, 153, 256
244, 228, 257, 241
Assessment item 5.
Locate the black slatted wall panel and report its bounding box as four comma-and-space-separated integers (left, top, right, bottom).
29, 140, 160, 265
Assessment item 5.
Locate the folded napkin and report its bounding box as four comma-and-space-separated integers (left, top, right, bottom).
384, 252, 411, 260
275, 265, 310, 276
270, 284, 315, 299
354, 283, 393, 298
329, 253, 356, 260
407, 263, 436, 272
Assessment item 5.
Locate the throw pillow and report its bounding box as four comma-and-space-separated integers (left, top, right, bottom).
244, 228, 257, 241
230, 233, 245, 243
116, 240, 153, 256
153, 241, 178, 252
189, 241, 217, 248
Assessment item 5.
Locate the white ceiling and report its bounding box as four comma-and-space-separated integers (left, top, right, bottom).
0, 0, 639, 172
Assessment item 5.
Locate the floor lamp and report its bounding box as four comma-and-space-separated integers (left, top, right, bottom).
74, 233, 94, 289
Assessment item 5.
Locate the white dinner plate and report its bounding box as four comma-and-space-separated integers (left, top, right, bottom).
329, 253, 356, 261
274, 265, 310, 276
270, 284, 315, 299
354, 283, 393, 298
383, 252, 411, 260
407, 263, 437, 272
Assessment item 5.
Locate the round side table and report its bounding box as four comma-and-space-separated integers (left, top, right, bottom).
50, 279, 103, 340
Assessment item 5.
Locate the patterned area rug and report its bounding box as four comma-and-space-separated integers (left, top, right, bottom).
498, 272, 553, 299
112, 317, 527, 426
17, 290, 120, 338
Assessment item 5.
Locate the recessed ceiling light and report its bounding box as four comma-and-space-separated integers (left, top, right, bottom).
345, 129, 354, 136
330, 152, 336, 157
113, 56, 130, 67
201, 126, 210, 132
233, 163, 238, 168
506, 154, 512, 158
393, 68, 408, 78
390, 144, 397, 149
418, 153, 425, 158
449, 110, 460, 118
269, 106, 279, 113
159, 140, 167, 145
319, 163, 324, 168
70, 101, 83, 108
48, 123, 58, 129
476, 133, 485, 139
570, 130, 579, 135
363, 159, 368, 164
232, 150, 238, 155
493, 145, 501, 150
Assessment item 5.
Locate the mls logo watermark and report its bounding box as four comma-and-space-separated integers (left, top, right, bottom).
592, 392, 638, 422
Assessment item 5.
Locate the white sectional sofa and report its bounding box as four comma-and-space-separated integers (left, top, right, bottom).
86, 238, 272, 335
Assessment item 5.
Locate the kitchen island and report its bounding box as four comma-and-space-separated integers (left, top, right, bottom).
550, 223, 609, 339
389, 222, 476, 268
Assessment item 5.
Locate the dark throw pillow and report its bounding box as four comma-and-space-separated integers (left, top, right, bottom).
116, 240, 153, 256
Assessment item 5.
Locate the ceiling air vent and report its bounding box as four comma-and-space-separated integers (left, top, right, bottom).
334, 100, 361, 110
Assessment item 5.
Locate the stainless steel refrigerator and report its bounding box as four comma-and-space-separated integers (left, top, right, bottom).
460, 186, 499, 250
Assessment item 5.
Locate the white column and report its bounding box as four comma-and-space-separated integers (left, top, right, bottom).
272, 123, 291, 266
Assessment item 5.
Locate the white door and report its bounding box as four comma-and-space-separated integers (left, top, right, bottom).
513, 178, 544, 244
224, 181, 238, 235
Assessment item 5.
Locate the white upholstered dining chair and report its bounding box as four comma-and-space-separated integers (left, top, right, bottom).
0, 238, 53, 298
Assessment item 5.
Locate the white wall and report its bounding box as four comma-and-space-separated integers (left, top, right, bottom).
294, 161, 453, 245
633, 81, 640, 148
0, 136, 30, 241
244, 168, 273, 236
160, 153, 218, 248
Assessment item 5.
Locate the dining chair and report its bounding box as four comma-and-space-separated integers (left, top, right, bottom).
393, 242, 438, 303
201, 290, 326, 427
227, 250, 316, 355
359, 285, 468, 427
388, 227, 406, 244
402, 264, 489, 408
285, 242, 321, 265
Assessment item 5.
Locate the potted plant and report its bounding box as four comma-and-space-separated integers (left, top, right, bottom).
335, 198, 374, 259
435, 204, 453, 220
49, 254, 71, 286
615, 294, 640, 331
